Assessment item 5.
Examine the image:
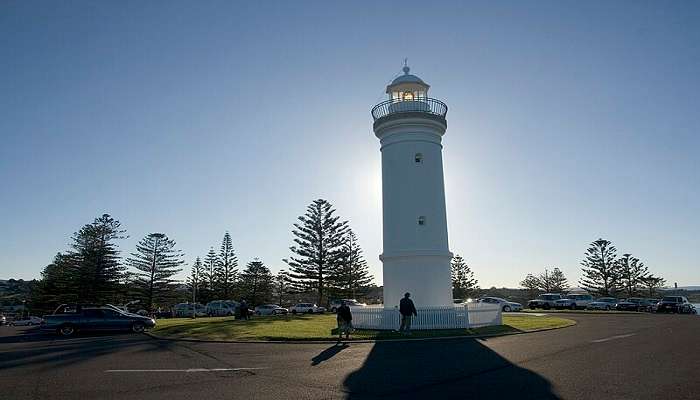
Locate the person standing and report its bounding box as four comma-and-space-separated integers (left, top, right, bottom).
399, 292, 417, 335
239, 300, 249, 320
336, 300, 353, 342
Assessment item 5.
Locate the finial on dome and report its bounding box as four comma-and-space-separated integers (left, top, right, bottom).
402, 58, 410, 75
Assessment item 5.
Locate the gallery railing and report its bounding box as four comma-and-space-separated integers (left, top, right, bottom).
371, 97, 448, 122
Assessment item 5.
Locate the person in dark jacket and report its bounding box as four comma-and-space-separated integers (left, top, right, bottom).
336, 301, 353, 342
239, 300, 249, 320
399, 292, 417, 335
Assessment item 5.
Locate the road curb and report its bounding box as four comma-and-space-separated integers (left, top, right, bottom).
522, 310, 641, 315
143, 320, 576, 345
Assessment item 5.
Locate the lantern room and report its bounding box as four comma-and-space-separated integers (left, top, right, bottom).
386, 64, 430, 100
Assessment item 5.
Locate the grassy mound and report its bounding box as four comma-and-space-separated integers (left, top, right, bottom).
151, 313, 575, 341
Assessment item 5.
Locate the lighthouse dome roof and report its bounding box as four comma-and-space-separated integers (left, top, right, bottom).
390, 73, 425, 85
385, 64, 430, 94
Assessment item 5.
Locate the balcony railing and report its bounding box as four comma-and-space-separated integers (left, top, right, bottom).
371, 97, 448, 122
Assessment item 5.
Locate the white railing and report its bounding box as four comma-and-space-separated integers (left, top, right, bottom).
350, 303, 502, 330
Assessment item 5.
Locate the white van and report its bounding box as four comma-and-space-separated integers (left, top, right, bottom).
206, 300, 239, 316
173, 303, 207, 317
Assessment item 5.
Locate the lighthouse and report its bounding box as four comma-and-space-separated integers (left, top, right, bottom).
372, 64, 453, 308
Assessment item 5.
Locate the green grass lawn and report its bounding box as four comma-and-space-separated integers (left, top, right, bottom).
150, 313, 575, 342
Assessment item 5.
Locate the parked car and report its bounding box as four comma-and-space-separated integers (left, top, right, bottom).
554, 294, 594, 310
527, 294, 562, 310
615, 298, 654, 312
254, 304, 289, 316
587, 297, 619, 310
173, 303, 208, 317
42, 306, 156, 336
647, 299, 661, 312
476, 297, 522, 312
329, 299, 367, 312
206, 300, 239, 317
290, 303, 326, 314
8, 316, 44, 326
153, 310, 173, 319
656, 296, 693, 314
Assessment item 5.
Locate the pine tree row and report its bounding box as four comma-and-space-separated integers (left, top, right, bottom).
519, 238, 667, 297
32, 198, 375, 312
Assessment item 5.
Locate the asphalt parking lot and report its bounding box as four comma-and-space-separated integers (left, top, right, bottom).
1, 312, 698, 399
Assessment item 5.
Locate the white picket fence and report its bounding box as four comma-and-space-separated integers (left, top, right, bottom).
350, 303, 502, 330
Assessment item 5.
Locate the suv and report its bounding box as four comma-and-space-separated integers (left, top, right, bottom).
656, 296, 693, 313
554, 294, 594, 310
290, 303, 326, 314
528, 294, 562, 310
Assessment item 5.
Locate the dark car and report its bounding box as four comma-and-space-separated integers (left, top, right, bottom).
42, 305, 156, 336
616, 298, 654, 312
527, 294, 562, 310
656, 296, 693, 314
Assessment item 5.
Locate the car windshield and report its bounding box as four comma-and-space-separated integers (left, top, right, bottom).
662, 297, 679, 302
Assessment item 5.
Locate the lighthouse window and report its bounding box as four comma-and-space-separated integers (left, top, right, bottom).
414, 153, 423, 163
418, 216, 426, 225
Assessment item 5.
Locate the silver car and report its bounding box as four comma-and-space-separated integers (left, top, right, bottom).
477, 297, 523, 312
587, 297, 619, 310
254, 304, 288, 316
8, 316, 44, 326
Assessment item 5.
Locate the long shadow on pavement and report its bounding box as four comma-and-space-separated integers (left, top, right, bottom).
344, 337, 561, 399
0, 328, 169, 372
311, 343, 349, 366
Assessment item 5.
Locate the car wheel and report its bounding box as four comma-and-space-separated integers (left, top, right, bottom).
542, 304, 550, 310
306, 309, 313, 314
331, 307, 337, 313
503, 305, 511, 312
59, 324, 76, 337
131, 322, 145, 333
570, 303, 577, 310
605, 306, 611, 311
292, 310, 297, 314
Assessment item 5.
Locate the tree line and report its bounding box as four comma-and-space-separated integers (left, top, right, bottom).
519, 238, 667, 297
31, 198, 374, 313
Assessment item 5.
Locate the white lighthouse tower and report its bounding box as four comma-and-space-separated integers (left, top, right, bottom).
372, 64, 453, 308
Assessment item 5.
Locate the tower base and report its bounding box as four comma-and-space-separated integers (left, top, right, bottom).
381, 250, 453, 309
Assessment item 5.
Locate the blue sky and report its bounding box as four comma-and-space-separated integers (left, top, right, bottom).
1, 1, 698, 288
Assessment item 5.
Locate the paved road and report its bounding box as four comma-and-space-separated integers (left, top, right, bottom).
1, 313, 698, 399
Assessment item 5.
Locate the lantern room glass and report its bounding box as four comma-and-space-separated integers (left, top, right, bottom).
391, 90, 426, 101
